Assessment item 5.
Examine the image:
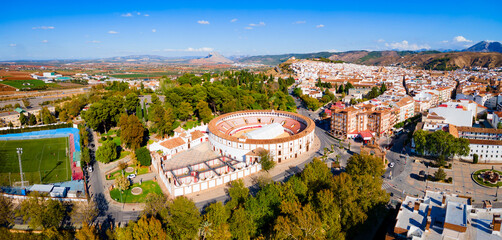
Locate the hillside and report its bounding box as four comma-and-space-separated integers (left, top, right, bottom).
237, 50, 502, 70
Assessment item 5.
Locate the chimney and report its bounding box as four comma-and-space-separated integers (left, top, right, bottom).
414, 201, 420, 212
442, 196, 446, 205
426, 216, 432, 230
494, 214, 502, 232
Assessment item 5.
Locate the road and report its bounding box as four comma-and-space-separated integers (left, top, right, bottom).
194, 89, 347, 209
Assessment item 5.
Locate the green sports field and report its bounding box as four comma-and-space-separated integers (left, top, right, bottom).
0, 137, 71, 186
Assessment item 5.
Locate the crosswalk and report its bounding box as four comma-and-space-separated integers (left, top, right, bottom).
382, 181, 394, 190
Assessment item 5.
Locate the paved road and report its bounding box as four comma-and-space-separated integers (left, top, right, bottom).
194, 89, 348, 209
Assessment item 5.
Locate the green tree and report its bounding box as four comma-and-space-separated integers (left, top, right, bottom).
259, 150, 276, 172
142, 101, 148, 122
28, 113, 37, 125
135, 147, 152, 166
274, 202, 324, 240
346, 154, 384, 178
136, 104, 143, 120
124, 93, 140, 114
225, 179, 249, 211
118, 114, 145, 150
434, 167, 447, 181
0, 196, 13, 227
473, 153, 479, 164
96, 141, 118, 163
149, 104, 175, 137
196, 100, 213, 124
163, 197, 201, 240
177, 101, 193, 121
76, 222, 100, 240
81, 147, 91, 166
202, 202, 231, 240
413, 130, 428, 155
19, 112, 27, 126
17, 193, 66, 230
143, 193, 167, 218
229, 207, 253, 240
115, 174, 130, 191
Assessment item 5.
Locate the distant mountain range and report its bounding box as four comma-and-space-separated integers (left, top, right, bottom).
1, 41, 501, 70
464, 41, 502, 53
236, 41, 502, 69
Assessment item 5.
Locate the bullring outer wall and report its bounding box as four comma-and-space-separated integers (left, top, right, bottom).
207, 110, 316, 163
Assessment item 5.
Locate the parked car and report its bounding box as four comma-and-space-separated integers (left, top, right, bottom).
88, 166, 93, 173
389, 162, 395, 168
127, 174, 136, 179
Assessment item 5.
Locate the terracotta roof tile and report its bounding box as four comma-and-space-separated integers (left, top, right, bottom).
159, 137, 186, 149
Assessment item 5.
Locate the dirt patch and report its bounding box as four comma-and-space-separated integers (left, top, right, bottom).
125, 167, 135, 173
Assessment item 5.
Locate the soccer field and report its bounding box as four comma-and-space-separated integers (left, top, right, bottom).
0, 137, 71, 186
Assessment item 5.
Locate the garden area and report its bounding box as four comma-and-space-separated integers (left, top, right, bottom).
110, 180, 162, 203
106, 163, 150, 180
473, 169, 502, 187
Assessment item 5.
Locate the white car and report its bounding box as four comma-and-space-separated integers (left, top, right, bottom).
127, 174, 136, 179
389, 162, 395, 168
88, 166, 93, 173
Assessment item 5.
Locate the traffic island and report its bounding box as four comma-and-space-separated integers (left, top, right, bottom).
473, 169, 502, 187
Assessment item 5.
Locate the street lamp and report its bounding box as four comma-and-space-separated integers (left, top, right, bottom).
16, 148, 24, 189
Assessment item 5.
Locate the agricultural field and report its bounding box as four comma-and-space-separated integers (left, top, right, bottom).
0, 79, 57, 90
0, 137, 71, 186
110, 72, 176, 79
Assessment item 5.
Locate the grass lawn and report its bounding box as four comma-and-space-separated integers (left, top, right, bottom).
117, 150, 131, 160
98, 136, 121, 146
183, 120, 200, 130
110, 180, 162, 203
106, 166, 149, 180
0, 80, 56, 90
0, 137, 71, 186
473, 169, 502, 187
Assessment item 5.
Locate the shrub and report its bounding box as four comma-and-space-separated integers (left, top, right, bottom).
135, 147, 152, 166
100, 136, 106, 141
473, 154, 479, 164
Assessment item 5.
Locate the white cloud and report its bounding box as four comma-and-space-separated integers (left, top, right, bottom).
293, 20, 306, 24
249, 22, 265, 27
377, 39, 385, 43
121, 13, 133, 17
197, 20, 210, 25
32, 26, 55, 30
441, 40, 449, 43
9, 43, 16, 47
385, 40, 430, 50
137, 12, 141, 15
108, 30, 119, 34
163, 47, 214, 52
231, 18, 238, 22
87, 40, 101, 43
453, 36, 472, 43
152, 29, 157, 33
144, 14, 150, 17
41, 40, 48, 43
244, 26, 253, 30
316, 24, 325, 28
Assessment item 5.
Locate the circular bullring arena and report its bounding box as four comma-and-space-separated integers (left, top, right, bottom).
208, 110, 316, 163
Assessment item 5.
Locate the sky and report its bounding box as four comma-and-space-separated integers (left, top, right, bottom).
1, 0, 501, 60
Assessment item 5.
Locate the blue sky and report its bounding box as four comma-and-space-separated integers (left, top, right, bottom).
1, 0, 501, 60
